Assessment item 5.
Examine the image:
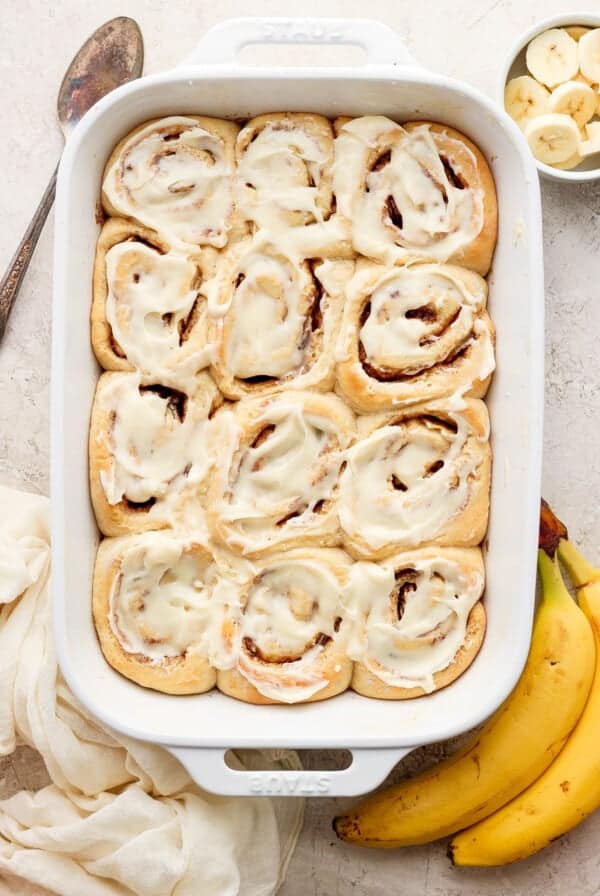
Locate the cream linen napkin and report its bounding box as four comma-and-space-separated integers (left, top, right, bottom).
0, 484, 304, 896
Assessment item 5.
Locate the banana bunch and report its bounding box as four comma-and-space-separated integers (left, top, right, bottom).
504, 26, 600, 168
334, 501, 600, 866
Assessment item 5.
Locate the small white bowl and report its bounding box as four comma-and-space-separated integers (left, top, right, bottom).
500, 11, 600, 182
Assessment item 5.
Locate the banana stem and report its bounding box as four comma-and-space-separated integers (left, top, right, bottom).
558, 539, 600, 588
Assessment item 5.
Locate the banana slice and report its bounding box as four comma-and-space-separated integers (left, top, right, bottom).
553, 151, 583, 170
548, 80, 597, 126
566, 26, 589, 42
505, 76, 550, 127
526, 28, 579, 87
579, 28, 600, 83
524, 113, 581, 164
580, 120, 600, 158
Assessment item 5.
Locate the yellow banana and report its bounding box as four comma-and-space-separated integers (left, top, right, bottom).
450, 537, 600, 866
333, 545, 595, 847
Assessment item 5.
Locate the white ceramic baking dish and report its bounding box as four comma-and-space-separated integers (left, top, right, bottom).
51, 17, 544, 797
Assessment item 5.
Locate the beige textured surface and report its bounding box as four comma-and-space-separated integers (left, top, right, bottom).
1, 1, 599, 894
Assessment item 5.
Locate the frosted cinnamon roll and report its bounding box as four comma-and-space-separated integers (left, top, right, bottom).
339, 399, 491, 560
335, 261, 495, 412
102, 116, 238, 248
93, 532, 218, 694
333, 117, 497, 275
208, 391, 355, 557
236, 112, 351, 257
208, 233, 353, 399
215, 548, 353, 704
92, 219, 217, 389
89, 371, 221, 537
344, 547, 486, 698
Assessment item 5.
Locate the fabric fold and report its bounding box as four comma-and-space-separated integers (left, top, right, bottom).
0, 484, 303, 896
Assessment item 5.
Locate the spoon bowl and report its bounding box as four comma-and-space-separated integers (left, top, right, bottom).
57, 17, 144, 138
0, 16, 144, 341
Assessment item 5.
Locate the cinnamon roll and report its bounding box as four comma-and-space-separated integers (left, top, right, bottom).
333, 117, 497, 275
89, 371, 221, 537
335, 261, 495, 412
208, 390, 355, 557
344, 547, 486, 698
236, 112, 351, 257
339, 399, 491, 560
102, 116, 239, 248
93, 532, 218, 694
92, 219, 217, 389
209, 233, 354, 399
214, 548, 353, 704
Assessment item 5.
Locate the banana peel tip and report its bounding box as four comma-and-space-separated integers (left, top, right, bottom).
539, 498, 568, 558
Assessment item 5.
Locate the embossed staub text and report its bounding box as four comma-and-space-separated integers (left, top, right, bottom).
249, 774, 332, 795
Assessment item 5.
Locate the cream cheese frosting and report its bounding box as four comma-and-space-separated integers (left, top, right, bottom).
237, 117, 331, 229
105, 241, 214, 389
333, 117, 484, 265
96, 372, 216, 535
212, 394, 353, 554
216, 239, 318, 378
103, 117, 235, 248
339, 404, 488, 551
216, 551, 350, 702
207, 235, 351, 397
109, 533, 216, 661
343, 551, 484, 691
356, 265, 488, 373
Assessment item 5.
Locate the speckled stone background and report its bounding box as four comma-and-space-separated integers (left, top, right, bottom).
1, 1, 599, 893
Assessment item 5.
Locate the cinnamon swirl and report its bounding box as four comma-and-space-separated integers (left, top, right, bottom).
102, 116, 239, 248
89, 371, 221, 537
209, 233, 354, 399
93, 532, 218, 694
335, 261, 495, 412
92, 218, 216, 389
345, 547, 486, 698
214, 548, 353, 704
333, 117, 497, 275
208, 390, 355, 557
339, 399, 491, 559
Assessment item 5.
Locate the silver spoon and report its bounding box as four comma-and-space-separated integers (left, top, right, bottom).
0, 16, 144, 341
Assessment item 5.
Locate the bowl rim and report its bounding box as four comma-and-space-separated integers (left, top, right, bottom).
499, 10, 600, 182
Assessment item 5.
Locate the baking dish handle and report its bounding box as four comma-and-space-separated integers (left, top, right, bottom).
167, 746, 411, 797
178, 17, 420, 69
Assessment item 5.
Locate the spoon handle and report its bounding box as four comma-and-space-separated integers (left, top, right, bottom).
0, 165, 58, 342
